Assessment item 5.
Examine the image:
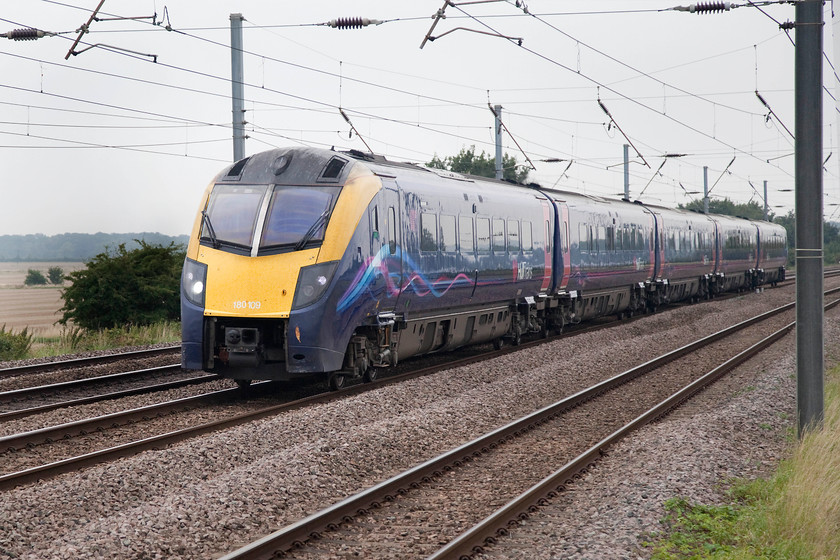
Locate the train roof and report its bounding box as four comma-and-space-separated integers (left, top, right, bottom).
219, 147, 782, 227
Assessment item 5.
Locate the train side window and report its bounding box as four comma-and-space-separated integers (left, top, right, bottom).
597, 226, 606, 253
545, 220, 551, 254
492, 218, 506, 253
606, 226, 616, 252
476, 218, 491, 254
580, 224, 589, 252
420, 212, 438, 252
371, 206, 380, 243
522, 221, 533, 251
459, 216, 474, 254
508, 220, 520, 252
388, 207, 397, 255
440, 214, 456, 252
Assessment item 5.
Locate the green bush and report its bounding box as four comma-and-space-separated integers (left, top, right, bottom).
47, 266, 64, 285
59, 241, 185, 330
24, 269, 48, 286
0, 325, 33, 361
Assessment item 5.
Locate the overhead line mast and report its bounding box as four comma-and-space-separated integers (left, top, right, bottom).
672, 0, 825, 438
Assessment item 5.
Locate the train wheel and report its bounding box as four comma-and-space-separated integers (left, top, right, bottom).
493, 337, 505, 350
511, 325, 522, 346
236, 379, 252, 390
328, 373, 347, 391
363, 364, 378, 383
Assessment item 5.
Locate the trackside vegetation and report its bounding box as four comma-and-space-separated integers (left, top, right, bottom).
0, 242, 184, 361
0, 325, 33, 361
644, 365, 840, 559
59, 241, 185, 330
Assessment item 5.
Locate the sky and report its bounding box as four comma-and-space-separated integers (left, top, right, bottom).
1, 0, 837, 236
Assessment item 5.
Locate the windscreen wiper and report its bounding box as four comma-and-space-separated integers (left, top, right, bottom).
294, 205, 331, 251
201, 210, 220, 249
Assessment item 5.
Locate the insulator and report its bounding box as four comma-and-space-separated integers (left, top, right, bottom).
327, 17, 380, 29
690, 1, 731, 14
5, 28, 45, 41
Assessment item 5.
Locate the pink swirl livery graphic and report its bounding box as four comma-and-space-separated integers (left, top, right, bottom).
337, 246, 474, 312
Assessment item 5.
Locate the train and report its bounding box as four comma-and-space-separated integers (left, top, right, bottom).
180, 146, 788, 389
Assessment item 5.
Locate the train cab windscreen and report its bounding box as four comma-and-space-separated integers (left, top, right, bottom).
200, 184, 340, 254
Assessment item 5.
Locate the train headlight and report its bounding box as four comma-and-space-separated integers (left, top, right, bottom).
182, 258, 208, 307
292, 261, 338, 310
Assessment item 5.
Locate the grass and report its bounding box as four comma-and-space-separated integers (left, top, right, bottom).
644, 365, 840, 560
27, 321, 181, 358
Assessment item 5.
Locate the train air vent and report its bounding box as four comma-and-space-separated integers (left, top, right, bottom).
226, 156, 251, 179
320, 157, 348, 181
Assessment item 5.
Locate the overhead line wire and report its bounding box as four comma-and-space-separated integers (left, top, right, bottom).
5, 12, 535, 157
519, 8, 766, 118
12, 2, 803, 189
0, 128, 230, 161
449, 3, 793, 179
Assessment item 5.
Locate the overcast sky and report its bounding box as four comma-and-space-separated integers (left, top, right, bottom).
1, 0, 837, 236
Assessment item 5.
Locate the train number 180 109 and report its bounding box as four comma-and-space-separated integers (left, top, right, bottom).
233, 300, 261, 310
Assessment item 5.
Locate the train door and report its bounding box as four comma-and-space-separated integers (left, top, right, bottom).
375, 179, 403, 313
651, 211, 664, 280
549, 197, 570, 291
713, 221, 723, 275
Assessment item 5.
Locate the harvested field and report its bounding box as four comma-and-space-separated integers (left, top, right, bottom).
0, 262, 84, 336
0, 261, 84, 288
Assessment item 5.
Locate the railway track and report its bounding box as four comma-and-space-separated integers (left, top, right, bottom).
0, 267, 824, 417
0, 339, 534, 489
215, 288, 840, 560
0, 345, 179, 380
0, 371, 221, 422
1, 276, 835, 558
0, 281, 834, 494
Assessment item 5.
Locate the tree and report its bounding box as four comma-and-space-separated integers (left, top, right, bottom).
678, 198, 769, 221
776, 211, 840, 266
59, 241, 186, 330
47, 266, 64, 285
428, 145, 530, 184
24, 269, 47, 286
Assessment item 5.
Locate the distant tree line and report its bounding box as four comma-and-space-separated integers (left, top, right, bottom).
0, 232, 189, 262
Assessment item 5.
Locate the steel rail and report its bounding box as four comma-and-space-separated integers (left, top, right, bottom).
0, 373, 219, 422
0, 364, 181, 403
0, 345, 180, 380
0, 344, 506, 490
216, 290, 840, 560
430, 296, 840, 559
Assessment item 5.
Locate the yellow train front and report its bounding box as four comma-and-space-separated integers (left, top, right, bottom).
180, 147, 386, 389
